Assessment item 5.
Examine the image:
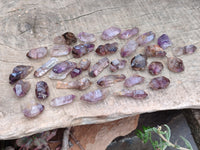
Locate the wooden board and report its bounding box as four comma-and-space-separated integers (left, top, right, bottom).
0, 0, 200, 139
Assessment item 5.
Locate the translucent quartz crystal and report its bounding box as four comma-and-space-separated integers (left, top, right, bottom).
110, 59, 127, 72
172, 45, 197, 56
124, 75, 144, 87
115, 89, 148, 99
120, 39, 138, 57
78, 32, 96, 43
13, 80, 31, 97
136, 31, 155, 46
26, 47, 47, 59
72, 43, 95, 58
157, 34, 172, 49
50, 95, 75, 107
51, 45, 71, 57
23, 101, 44, 118
118, 27, 139, 39
101, 27, 121, 40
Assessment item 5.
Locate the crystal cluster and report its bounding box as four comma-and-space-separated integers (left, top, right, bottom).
110, 59, 127, 72
35, 81, 49, 100
72, 43, 95, 58
96, 42, 118, 56
131, 54, 147, 71
124, 75, 144, 87
118, 27, 139, 39
50, 95, 75, 107
26, 47, 48, 59
157, 34, 172, 49
148, 62, 164, 75
120, 39, 138, 57
115, 89, 148, 99
149, 76, 170, 90
101, 27, 121, 40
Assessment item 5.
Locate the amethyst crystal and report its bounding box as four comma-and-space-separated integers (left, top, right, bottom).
167, 57, 184, 73
145, 45, 166, 57
96, 42, 118, 56
9, 65, 33, 84
62, 32, 77, 45
13, 80, 31, 97
35, 81, 49, 100
115, 89, 148, 99
172, 45, 197, 56
120, 40, 138, 57
26, 47, 47, 59
149, 76, 170, 90
110, 59, 127, 72
148, 62, 164, 75
124, 75, 144, 87
51, 45, 71, 57
101, 27, 121, 40
70, 68, 82, 78
50, 95, 75, 107
78, 32, 96, 43
52, 61, 77, 74
97, 74, 126, 87
23, 102, 44, 118
118, 27, 139, 40
136, 31, 155, 46
157, 34, 172, 49
131, 54, 147, 71
78, 59, 91, 70
72, 43, 95, 58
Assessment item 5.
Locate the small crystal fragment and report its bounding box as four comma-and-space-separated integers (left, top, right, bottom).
101, 27, 121, 40
157, 34, 172, 49
78, 32, 96, 43
80, 89, 108, 103
97, 74, 126, 87
72, 43, 95, 58
148, 62, 164, 75
56, 77, 92, 90
35, 81, 49, 100
13, 80, 30, 97
34, 57, 58, 77
51, 45, 71, 57
26, 47, 47, 59
172, 45, 197, 56
149, 76, 170, 90
167, 57, 184, 73
54, 36, 66, 45
110, 59, 127, 72
78, 59, 91, 70
145, 45, 166, 57
118, 27, 139, 40
131, 54, 147, 71
50, 95, 75, 107
23, 102, 44, 118
9, 65, 33, 84
62, 32, 77, 45
115, 89, 148, 99
96, 42, 118, 56
120, 39, 138, 57
136, 31, 155, 46
89, 57, 109, 77
124, 75, 144, 87
70, 68, 82, 78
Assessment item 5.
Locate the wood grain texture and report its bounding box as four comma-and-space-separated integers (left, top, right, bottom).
0, 0, 200, 139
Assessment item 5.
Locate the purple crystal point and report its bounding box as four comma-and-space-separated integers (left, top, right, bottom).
35, 81, 49, 100
157, 34, 172, 49
118, 27, 139, 39
13, 80, 31, 97
78, 32, 96, 43
70, 68, 82, 78
136, 31, 155, 46
101, 27, 121, 40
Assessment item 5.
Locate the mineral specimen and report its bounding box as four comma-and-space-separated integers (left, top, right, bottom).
96, 42, 118, 56
80, 89, 108, 103
35, 81, 49, 100
89, 57, 109, 77
13, 80, 31, 97
34, 57, 58, 77
50, 95, 75, 107
23, 102, 44, 118
145, 45, 166, 57
78, 32, 96, 43
54, 36, 66, 45
78, 59, 91, 70
51, 45, 71, 57
136, 31, 155, 46
62, 32, 77, 45
101, 27, 121, 40
118, 27, 139, 39
120, 39, 138, 57
131, 54, 147, 71
70, 68, 82, 78
124, 75, 144, 87
172, 45, 197, 56
9, 65, 33, 84
148, 61, 164, 75
115, 89, 148, 99
157, 34, 172, 49
110, 59, 127, 72
149, 76, 170, 90
167, 57, 184, 73
97, 74, 126, 87
72, 43, 95, 58
26, 47, 47, 59
56, 77, 92, 90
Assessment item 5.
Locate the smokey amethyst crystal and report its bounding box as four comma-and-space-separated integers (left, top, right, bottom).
167, 57, 184, 73
70, 68, 82, 78
131, 54, 147, 71
157, 34, 172, 49
149, 76, 170, 90
148, 61, 164, 75
120, 40, 138, 57
136, 31, 155, 46
124, 75, 144, 87
62, 32, 77, 45
72, 43, 95, 58
35, 81, 49, 100
118, 27, 139, 40
13, 80, 31, 97
145, 45, 166, 57
96, 42, 118, 56
101, 27, 121, 40
110, 59, 127, 72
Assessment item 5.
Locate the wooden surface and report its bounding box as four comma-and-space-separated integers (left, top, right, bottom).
0, 0, 200, 139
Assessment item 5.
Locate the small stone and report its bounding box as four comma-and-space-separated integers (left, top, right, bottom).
80, 89, 108, 103
148, 61, 164, 75
136, 31, 155, 46
118, 27, 139, 40
26, 47, 47, 59
13, 80, 30, 97
78, 59, 91, 70
101, 27, 121, 40
62, 32, 77, 45
9, 65, 33, 84
23, 102, 44, 118
110, 59, 127, 72
97, 74, 126, 87
157, 34, 172, 49
51, 45, 71, 57
52, 61, 77, 74
145, 45, 166, 57
72, 43, 95, 58
89, 57, 109, 77
115, 89, 148, 99
167, 57, 184, 73
78, 32, 96, 43
54, 36, 66, 45
50, 95, 75, 107
120, 40, 138, 57
172, 45, 197, 56
149, 76, 170, 90
124, 75, 144, 87
96, 42, 118, 56
70, 68, 82, 78
131, 54, 147, 71
35, 81, 49, 100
